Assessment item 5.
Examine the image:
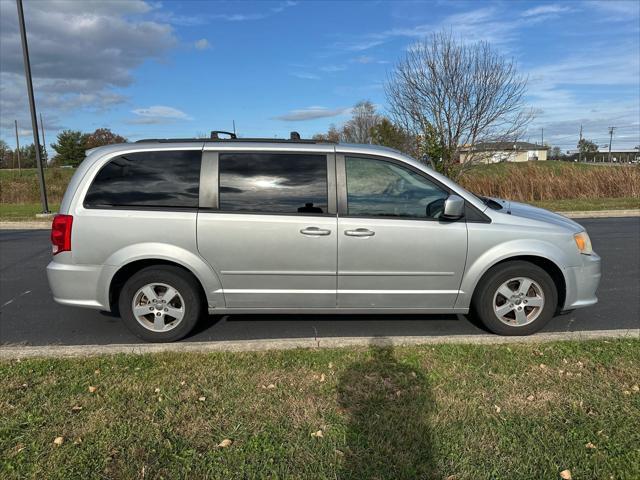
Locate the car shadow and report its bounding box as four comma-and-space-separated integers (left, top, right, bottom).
181, 312, 490, 342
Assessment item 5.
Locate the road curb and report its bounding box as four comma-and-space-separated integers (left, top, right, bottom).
1, 329, 638, 359
1, 210, 638, 230
0, 221, 50, 230
560, 209, 640, 219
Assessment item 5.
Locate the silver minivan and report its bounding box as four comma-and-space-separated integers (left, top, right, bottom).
46, 134, 601, 342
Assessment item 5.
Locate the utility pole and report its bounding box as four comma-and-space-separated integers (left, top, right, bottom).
608, 126, 616, 163
16, 0, 49, 213
39, 112, 47, 167
14, 120, 21, 172
578, 124, 583, 163
541, 127, 544, 146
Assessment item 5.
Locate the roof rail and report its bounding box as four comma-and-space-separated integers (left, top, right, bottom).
135, 131, 336, 144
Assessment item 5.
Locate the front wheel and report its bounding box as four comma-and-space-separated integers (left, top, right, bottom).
472, 261, 557, 336
118, 266, 203, 342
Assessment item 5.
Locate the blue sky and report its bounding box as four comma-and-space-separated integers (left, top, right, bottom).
1, 0, 638, 154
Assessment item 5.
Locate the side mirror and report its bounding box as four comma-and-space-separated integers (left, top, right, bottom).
442, 194, 465, 220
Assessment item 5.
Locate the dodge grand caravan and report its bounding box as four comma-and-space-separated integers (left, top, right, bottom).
46, 133, 601, 342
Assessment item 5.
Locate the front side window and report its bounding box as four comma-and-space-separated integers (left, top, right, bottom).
84, 150, 201, 208
345, 156, 448, 219
219, 153, 328, 214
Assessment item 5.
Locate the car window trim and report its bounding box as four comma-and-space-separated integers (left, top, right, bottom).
200, 150, 337, 217
336, 153, 457, 222
83, 149, 203, 211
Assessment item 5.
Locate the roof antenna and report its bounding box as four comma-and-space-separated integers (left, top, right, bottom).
290, 131, 300, 140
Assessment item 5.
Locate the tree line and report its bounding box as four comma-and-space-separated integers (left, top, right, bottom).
0, 128, 126, 169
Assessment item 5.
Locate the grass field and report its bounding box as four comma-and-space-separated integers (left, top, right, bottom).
1, 339, 639, 479
458, 162, 640, 203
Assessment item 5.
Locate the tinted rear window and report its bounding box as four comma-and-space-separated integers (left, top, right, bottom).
218, 153, 328, 214
84, 150, 201, 208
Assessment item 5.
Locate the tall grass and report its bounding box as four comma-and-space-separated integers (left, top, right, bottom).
0, 168, 73, 204
458, 163, 640, 202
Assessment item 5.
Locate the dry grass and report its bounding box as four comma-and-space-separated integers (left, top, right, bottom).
459, 162, 640, 202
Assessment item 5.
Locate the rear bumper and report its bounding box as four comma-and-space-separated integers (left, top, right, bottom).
46, 259, 114, 310
562, 252, 601, 310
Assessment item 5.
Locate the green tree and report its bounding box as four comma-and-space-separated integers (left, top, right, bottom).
369, 118, 416, 155
577, 138, 598, 153
51, 130, 88, 166
0, 140, 13, 169
84, 128, 127, 150
16, 144, 46, 168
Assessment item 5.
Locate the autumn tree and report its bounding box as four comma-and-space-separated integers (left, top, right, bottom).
386, 30, 533, 178
312, 124, 341, 143
84, 128, 127, 150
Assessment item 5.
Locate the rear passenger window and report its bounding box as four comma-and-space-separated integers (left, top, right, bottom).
84, 150, 201, 209
218, 153, 328, 214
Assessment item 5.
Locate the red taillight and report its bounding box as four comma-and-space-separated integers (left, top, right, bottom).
51, 214, 73, 255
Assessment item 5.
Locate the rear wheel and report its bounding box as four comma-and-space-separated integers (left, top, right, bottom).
472, 261, 557, 336
118, 266, 202, 342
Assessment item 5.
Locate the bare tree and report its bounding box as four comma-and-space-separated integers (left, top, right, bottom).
386, 31, 533, 177
341, 100, 380, 144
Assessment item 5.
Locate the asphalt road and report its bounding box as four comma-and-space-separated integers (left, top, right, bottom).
1, 217, 638, 346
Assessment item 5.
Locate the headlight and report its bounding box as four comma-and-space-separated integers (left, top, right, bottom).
574, 231, 593, 255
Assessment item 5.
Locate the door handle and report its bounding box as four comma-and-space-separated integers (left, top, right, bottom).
300, 226, 331, 236
344, 228, 375, 237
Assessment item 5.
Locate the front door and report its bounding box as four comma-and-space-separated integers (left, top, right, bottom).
197, 150, 337, 308
337, 155, 467, 309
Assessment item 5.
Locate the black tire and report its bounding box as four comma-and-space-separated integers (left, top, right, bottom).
471, 261, 558, 336
118, 265, 203, 342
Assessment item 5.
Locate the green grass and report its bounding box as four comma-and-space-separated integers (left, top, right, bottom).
0, 203, 60, 221
2, 340, 639, 479
531, 197, 640, 211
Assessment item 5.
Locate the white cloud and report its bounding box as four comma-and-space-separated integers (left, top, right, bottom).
156, 1, 297, 25
290, 72, 321, 80
320, 65, 347, 72
0, 0, 176, 137
585, 0, 640, 20
525, 50, 640, 148
129, 105, 192, 124
352, 55, 389, 64
274, 106, 351, 121
194, 38, 211, 50
521, 4, 571, 18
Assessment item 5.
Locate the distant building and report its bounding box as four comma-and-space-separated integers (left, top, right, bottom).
459, 142, 549, 163
565, 148, 639, 163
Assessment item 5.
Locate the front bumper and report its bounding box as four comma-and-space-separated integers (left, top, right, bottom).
562, 252, 602, 310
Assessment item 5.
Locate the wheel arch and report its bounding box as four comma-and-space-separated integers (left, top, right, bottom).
456, 239, 570, 313
101, 243, 224, 313
469, 255, 566, 314
109, 259, 210, 313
